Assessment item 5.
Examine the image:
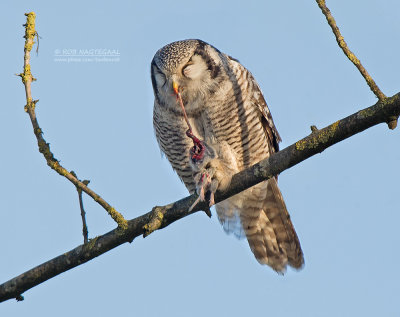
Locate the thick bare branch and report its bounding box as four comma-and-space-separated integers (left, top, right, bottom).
1, 92, 399, 302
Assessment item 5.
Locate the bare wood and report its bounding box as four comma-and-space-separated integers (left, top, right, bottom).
1, 92, 399, 302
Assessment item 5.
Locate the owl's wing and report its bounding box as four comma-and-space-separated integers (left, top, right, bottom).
214, 57, 282, 239
227, 55, 281, 154
218, 58, 303, 271
251, 77, 281, 154
153, 101, 196, 193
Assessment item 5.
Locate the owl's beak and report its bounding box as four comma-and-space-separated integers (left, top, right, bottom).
172, 81, 179, 95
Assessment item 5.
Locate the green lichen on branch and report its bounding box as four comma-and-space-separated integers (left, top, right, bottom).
23, 12, 36, 51
49, 161, 69, 177
296, 121, 339, 150
143, 206, 166, 237
358, 107, 375, 119
358, 95, 399, 129
108, 207, 128, 230
23, 98, 38, 113
36, 138, 56, 160
19, 12, 37, 86
18, 65, 36, 85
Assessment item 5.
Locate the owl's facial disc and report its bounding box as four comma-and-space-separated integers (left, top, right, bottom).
181, 55, 208, 80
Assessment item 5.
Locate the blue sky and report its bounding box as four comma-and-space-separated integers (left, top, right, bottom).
1, 1, 400, 316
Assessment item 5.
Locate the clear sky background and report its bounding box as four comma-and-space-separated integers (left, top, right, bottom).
1, 1, 400, 316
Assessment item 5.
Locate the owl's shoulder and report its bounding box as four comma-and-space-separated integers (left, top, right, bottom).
226, 55, 282, 152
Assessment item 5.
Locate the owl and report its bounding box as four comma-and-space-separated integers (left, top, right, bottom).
151, 39, 303, 272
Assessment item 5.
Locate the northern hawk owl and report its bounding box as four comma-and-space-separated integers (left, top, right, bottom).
151, 39, 303, 272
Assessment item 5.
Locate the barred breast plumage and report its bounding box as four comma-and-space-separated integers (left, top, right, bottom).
151, 39, 304, 272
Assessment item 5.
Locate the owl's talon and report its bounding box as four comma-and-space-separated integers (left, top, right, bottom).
191, 170, 217, 211
199, 185, 205, 201
209, 191, 215, 207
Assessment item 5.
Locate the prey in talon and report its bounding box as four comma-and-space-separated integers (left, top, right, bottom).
173, 74, 218, 210
151, 39, 304, 273
188, 140, 218, 211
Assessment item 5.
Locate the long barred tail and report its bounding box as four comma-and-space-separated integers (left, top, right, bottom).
239, 178, 304, 272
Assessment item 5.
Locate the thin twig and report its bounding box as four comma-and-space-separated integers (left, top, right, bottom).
316, 0, 386, 101
1, 92, 400, 302
71, 171, 89, 244
17, 12, 128, 230
78, 189, 89, 243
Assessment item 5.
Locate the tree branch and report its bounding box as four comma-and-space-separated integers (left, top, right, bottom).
17, 12, 128, 230
1, 92, 399, 302
316, 0, 387, 102
70, 171, 90, 244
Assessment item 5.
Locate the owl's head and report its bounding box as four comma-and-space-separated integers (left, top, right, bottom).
151, 39, 226, 110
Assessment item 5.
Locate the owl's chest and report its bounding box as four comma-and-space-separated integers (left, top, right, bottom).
182, 80, 254, 143
186, 108, 209, 141
186, 97, 240, 143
